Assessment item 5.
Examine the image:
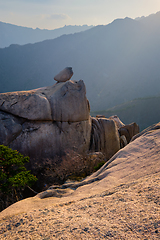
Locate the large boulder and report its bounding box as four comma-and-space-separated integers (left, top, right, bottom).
0, 80, 91, 164
0, 90, 52, 121
9, 120, 91, 162
46, 80, 90, 122
0, 80, 122, 164
0, 80, 90, 122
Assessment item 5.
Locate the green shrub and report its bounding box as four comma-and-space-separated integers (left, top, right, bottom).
94, 161, 105, 171
0, 145, 37, 209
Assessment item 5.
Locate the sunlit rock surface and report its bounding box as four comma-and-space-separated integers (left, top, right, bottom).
0, 80, 91, 162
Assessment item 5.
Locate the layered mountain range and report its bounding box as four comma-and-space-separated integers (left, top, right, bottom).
0, 23, 93, 48
0, 11, 160, 113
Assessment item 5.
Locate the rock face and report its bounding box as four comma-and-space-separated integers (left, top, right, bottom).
47, 80, 90, 122
119, 122, 140, 144
0, 111, 24, 146
0, 80, 91, 165
0, 80, 122, 164
0, 78, 140, 188
90, 117, 120, 160
0, 80, 89, 122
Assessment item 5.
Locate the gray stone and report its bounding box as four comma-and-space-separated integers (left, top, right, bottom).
120, 135, 128, 148
47, 80, 90, 122
119, 122, 140, 143
0, 80, 90, 122
54, 67, 73, 82
0, 80, 91, 165
90, 117, 120, 160
0, 91, 52, 121
9, 119, 91, 164
109, 115, 125, 128
0, 111, 24, 145
0, 79, 133, 186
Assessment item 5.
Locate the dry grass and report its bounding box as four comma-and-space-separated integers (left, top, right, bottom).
32, 150, 106, 191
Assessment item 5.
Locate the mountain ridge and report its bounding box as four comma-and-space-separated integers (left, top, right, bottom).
1, 11, 160, 112
0, 22, 93, 48
91, 96, 160, 131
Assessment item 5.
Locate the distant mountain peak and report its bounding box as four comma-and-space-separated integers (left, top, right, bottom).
0, 22, 94, 48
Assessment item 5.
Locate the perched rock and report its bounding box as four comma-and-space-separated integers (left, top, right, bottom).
54, 67, 73, 82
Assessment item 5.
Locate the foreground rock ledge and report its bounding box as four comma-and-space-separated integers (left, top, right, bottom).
1, 122, 160, 219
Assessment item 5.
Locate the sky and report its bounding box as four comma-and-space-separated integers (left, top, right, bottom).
0, 0, 160, 30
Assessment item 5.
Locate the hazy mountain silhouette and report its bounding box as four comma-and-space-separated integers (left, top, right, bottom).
0, 11, 160, 112
91, 96, 160, 131
0, 22, 93, 48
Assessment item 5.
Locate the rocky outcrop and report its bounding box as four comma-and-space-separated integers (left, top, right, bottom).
0, 79, 124, 191
118, 122, 140, 143
0, 80, 90, 122
108, 116, 140, 147
0, 80, 91, 164
109, 115, 125, 128
89, 117, 120, 160
0, 78, 140, 191
0, 90, 52, 121
45, 122, 160, 192
0, 80, 122, 164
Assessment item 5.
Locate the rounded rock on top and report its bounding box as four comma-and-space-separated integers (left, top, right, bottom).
54, 67, 73, 82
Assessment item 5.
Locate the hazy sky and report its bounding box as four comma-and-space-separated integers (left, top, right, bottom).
0, 0, 160, 29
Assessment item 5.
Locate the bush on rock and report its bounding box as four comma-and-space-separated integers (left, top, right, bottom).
0, 145, 37, 210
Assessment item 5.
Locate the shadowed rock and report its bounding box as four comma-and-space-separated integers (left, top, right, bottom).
0, 79, 139, 194
0, 80, 91, 164
90, 117, 120, 160
0, 111, 25, 145
119, 122, 140, 143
